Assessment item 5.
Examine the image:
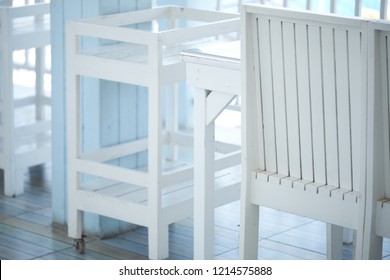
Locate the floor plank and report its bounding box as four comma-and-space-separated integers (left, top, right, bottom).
0, 244, 36, 260
1, 167, 389, 260
0, 223, 70, 252
0, 234, 54, 258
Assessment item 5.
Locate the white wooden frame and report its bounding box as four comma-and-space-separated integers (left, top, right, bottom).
240, 4, 369, 259
220, 0, 389, 20
363, 20, 390, 259
181, 41, 241, 259
66, 5, 240, 260
0, 1, 51, 196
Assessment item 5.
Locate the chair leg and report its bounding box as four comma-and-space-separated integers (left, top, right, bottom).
361, 232, 383, 259
326, 224, 343, 259
239, 203, 260, 259
342, 228, 354, 245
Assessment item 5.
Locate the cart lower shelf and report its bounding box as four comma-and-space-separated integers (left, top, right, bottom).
71, 167, 241, 228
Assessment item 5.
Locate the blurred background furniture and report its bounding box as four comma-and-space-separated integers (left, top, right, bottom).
0, 0, 51, 197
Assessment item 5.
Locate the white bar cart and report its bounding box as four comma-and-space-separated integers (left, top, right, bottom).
0, 0, 51, 197
66, 6, 240, 260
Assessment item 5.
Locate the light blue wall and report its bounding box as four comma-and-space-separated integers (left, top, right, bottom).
51, 0, 151, 236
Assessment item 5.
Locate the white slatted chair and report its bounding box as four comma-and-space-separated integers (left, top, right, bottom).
362, 21, 390, 259
0, 1, 51, 196
240, 4, 368, 259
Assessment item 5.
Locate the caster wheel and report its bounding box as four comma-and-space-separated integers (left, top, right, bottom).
74, 238, 85, 254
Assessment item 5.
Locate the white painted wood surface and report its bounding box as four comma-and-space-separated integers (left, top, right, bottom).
181, 40, 241, 259
240, 4, 369, 260
363, 21, 390, 259
0, 1, 51, 197
66, 6, 239, 260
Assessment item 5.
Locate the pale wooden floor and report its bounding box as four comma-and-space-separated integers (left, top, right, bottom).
0, 164, 389, 260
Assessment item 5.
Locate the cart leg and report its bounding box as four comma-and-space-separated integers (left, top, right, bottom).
74, 238, 85, 254
68, 208, 83, 237
68, 208, 84, 253
4, 168, 24, 197
148, 223, 169, 260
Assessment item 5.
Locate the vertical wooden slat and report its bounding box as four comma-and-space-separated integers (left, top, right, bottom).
322, 27, 339, 187
283, 21, 301, 179
348, 29, 362, 192
335, 29, 353, 191
258, 17, 277, 172
295, 23, 313, 182
385, 33, 390, 198
253, 16, 265, 171
308, 25, 326, 184
270, 19, 289, 176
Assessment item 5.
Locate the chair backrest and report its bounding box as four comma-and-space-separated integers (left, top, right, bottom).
242, 5, 368, 193
366, 21, 390, 243
343, 21, 390, 258
374, 24, 390, 202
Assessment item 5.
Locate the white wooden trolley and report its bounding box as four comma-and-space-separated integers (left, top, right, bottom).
66, 6, 240, 260
0, 0, 51, 197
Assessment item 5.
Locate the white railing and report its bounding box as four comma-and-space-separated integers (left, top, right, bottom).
217, 0, 390, 20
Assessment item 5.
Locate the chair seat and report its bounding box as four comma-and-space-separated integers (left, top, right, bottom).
251, 171, 360, 229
